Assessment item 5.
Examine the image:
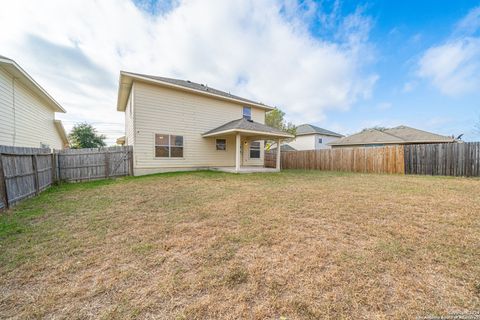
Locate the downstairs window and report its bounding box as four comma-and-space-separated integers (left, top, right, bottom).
249, 141, 261, 159
155, 134, 184, 158
216, 139, 226, 151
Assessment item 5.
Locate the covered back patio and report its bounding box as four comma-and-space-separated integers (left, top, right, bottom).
202, 118, 294, 173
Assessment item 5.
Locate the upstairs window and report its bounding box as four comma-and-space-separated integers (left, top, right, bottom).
243, 106, 252, 120
155, 134, 184, 158
318, 138, 323, 144
216, 139, 226, 151
250, 141, 261, 158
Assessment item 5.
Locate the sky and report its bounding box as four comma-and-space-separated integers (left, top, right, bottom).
1, 0, 480, 144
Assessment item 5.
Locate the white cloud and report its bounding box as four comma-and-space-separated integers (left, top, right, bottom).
0, 0, 377, 144
418, 38, 480, 95
418, 6, 480, 96
455, 6, 480, 36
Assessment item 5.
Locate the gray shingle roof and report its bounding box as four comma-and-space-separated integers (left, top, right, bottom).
125, 72, 269, 108
203, 118, 293, 137
296, 124, 343, 137
271, 144, 296, 151
329, 125, 455, 146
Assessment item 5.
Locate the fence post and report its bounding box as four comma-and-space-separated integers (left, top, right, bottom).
56, 151, 61, 182
105, 150, 110, 179
0, 154, 9, 210
129, 147, 134, 176
32, 155, 40, 196
51, 151, 57, 183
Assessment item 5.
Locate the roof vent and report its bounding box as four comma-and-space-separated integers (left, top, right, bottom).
187, 80, 191, 83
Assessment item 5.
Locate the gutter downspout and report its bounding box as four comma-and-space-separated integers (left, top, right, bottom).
12, 77, 16, 146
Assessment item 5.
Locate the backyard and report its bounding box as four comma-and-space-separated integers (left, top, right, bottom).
0, 170, 479, 319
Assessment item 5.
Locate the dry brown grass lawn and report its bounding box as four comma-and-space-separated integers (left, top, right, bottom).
0, 170, 479, 319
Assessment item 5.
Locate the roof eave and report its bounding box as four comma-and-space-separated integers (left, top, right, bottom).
117, 72, 133, 112
118, 71, 274, 111
296, 132, 344, 138
203, 128, 294, 138
0, 57, 66, 113
54, 120, 69, 147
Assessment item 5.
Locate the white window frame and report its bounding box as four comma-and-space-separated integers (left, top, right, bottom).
249, 141, 261, 159
243, 106, 252, 120
155, 134, 184, 158
216, 138, 227, 151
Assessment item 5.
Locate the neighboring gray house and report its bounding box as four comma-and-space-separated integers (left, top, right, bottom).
328, 125, 456, 148
288, 124, 343, 150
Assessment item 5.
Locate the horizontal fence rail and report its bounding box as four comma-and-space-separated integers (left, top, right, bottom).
0, 145, 133, 210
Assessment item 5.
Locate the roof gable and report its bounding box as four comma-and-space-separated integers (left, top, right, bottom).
117, 71, 273, 112
0, 55, 65, 113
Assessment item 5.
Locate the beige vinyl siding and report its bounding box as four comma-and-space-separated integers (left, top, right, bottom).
0, 66, 63, 149
132, 81, 266, 175
289, 135, 316, 150
125, 85, 135, 146
0, 67, 15, 145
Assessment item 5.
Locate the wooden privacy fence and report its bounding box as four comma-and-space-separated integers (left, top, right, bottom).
279, 146, 405, 174
0, 146, 53, 209
405, 142, 480, 177
57, 146, 132, 182
0, 146, 133, 210
264, 150, 276, 168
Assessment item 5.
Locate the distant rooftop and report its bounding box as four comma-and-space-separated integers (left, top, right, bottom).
296, 124, 343, 137
329, 125, 455, 146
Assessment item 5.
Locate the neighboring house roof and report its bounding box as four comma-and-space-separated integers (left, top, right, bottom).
202, 118, 294, 138
116, 136, 126, 145
54, 120, 69, 148
271, 144, 296, 151
328, 125, 455, 146
0, 55, 66, 113
296, 124, 343, 137
117, 71, 274, 112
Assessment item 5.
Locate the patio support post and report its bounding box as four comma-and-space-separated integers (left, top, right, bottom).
276, 138, 281, 171
235, 133, 241, 172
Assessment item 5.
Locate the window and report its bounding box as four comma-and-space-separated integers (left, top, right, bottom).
216, 139, 226, 151
155, 134, 184, 158
243, 106, 252, 120
318, 138, 323, 144
249, 141, 261, 158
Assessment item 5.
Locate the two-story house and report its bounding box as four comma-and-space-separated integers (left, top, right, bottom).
116, 72, 293, 175
288, 124, 343, 150
0, 55, 68, 149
